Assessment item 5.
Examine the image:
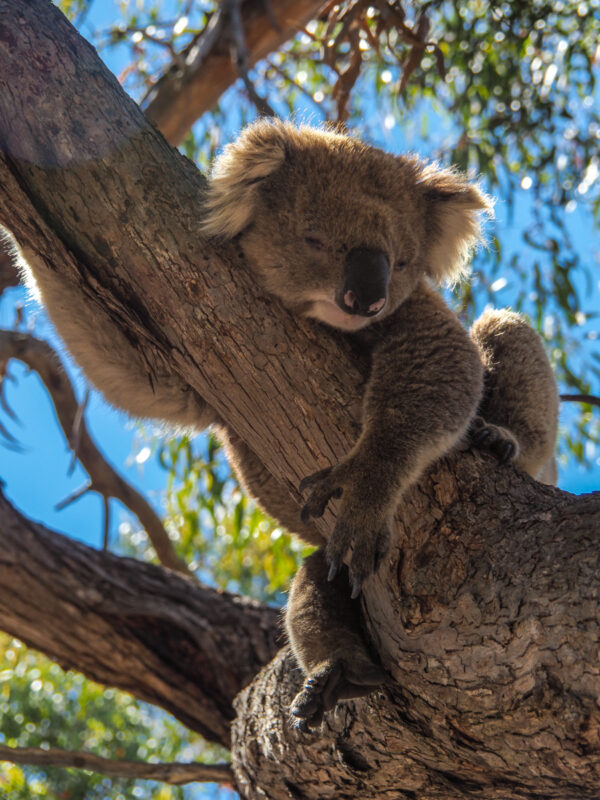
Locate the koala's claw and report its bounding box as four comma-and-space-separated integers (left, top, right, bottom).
325, 514, 391, 597
290, 659, 387, 732
327, 556, 342, 582
300, 462, 392, 595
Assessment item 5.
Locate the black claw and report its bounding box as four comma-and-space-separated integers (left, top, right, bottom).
328, 557, 341, 582
300, 504, 312, 524
350, 576, 363, 599
293, 718, 311, 733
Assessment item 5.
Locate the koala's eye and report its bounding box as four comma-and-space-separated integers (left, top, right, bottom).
394, 260, 408, 271
304, 235, 327, 252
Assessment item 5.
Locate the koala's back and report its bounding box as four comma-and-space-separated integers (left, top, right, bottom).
471, 309, 558, 482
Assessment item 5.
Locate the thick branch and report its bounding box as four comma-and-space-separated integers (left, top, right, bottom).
144, 0, 327, 144
0, 491, 280, 748
0, 329, 189, 573
0, 745, 233, 786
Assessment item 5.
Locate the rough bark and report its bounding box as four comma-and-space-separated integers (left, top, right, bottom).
0, 490, 280, 749
0, 243, 18, 294
0, 3, 599, 799
232, 458, 600, 799
144, 0, 328, 145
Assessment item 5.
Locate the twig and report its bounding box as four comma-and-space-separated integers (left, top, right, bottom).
0, 331, 190, 575
0, 744, 233, 786
68, 387, 89, 475
560, 393, 600, 408
55, 481, 92, 511
265, 58, 327, 116
228, 0, 277, 117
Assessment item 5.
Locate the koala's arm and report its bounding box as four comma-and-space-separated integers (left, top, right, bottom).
16, 246, 215, 430
301, 282, 483, 593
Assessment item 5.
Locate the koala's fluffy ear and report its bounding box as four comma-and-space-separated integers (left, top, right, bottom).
202, 120, 289, 238
418, 164, 494, 284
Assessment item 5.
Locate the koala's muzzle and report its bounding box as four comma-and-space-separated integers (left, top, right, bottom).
337, 248, 390, 317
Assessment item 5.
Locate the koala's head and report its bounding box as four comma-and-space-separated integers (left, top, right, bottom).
203, 120, 492, 332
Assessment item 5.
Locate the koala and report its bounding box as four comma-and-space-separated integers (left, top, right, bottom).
202, 120, 559, 727
16, 119, 559, 731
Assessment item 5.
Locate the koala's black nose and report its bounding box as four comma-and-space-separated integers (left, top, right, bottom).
338, 248, 390, 317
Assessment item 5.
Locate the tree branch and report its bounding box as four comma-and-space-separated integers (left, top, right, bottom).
560, 393, 600, 408
143, 0, 327, 144
0, 490, 280, 748
0, 744, 233, 786
0, 330, 190, 575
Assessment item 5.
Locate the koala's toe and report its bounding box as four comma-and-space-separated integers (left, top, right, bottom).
470, 420, 521, 465
299, 466, 333, 494
290, 661, 343, 731
299, 467, 343, 522
325, 519, 354, 572
497, 438, 517, 462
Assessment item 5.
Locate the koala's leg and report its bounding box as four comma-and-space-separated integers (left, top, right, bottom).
218, 429, 324, 546
16, 246, 214, 429
470, 309, 559, 484
286, 548, 387, 731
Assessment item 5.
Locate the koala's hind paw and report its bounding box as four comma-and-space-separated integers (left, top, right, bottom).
469, 416, 520, 464
290, 659, 387, 732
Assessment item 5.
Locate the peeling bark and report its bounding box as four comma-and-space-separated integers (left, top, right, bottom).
0, 3, 599, 799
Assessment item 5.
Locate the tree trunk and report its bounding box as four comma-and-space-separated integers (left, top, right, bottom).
0, 3, 599, 798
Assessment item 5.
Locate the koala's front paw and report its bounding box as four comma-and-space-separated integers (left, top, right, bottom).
300, 465, 392, 597
470, 415, 520, 464
290, 659, 387, 733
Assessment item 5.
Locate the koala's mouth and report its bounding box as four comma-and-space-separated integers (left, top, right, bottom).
305, 298, 374, 331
